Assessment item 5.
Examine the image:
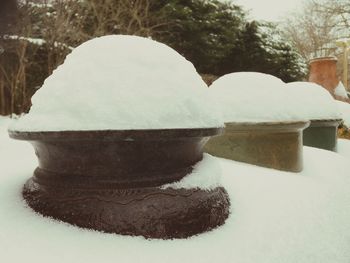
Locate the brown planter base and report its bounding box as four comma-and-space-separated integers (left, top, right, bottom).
23, 178, 229, 239
204, 122, 310, 172
303, 119, 342, 152
10, 128, 230, 239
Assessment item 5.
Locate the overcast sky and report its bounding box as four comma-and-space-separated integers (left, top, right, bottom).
232, 0, 305, 22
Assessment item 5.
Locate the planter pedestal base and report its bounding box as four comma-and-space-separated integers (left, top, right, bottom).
303, 119, 341, 152
23, 177, 229, 239
205, 122, 309, 172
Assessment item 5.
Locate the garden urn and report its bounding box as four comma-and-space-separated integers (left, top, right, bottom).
308, 57, 339, 95
205, 72, 310, 172
286, 81, 342, 152
9, 35, 230, 239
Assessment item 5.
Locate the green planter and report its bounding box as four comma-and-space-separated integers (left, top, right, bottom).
205, 121, 310, 172
303, 119, 342, 152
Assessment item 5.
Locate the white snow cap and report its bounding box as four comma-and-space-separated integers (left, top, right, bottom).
336, 100, 350, 127
334, 81, 348, 98
209, 72, 307, 123
162, 154, 222, 191
10, 35, 223, 131
285, 82, 341, 120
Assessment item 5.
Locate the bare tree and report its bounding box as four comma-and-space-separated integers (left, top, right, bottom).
0, 0, 34, 115
282, 0, 350, 90
0, 0, 165, 115
312, 0, 350, 32
282, 0, 348, 60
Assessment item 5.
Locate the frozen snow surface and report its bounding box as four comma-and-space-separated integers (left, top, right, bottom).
209, 72, 308, 123
334, 81, 348, 98
336, 100, 350, 127
337, 139, 350, 158
1, 117, 350, 263
10, 35, 223, 131
286, 81, 341, 120
162, 153, 222, 190
0, 116, 11, 128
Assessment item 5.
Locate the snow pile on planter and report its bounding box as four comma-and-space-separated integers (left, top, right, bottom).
10, 35, 223, 131
337, 138, 350, 158
162, 153, 222, 190
336, 100, 350, 127
285, 82, 341, 120
0, 116, 10, 129
334, 81, 348, 99
209, 72, 306, 123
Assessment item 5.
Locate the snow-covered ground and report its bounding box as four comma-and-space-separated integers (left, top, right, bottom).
337, 138, 350, 158
336, 100, 350, 127
0, 116, 350, 263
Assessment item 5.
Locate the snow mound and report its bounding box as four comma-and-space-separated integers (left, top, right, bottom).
0, 116, 11, 129
336, 100, 350, 127
162, 154, 222, 190
334, 81, 348, 98
209, 72, 307, 123
10, 35, 223, 131
337, 138, 350, 158
1, 115, 350, 262
285, 81, 341, 120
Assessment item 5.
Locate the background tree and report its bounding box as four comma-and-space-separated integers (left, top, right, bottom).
151, 0, 246, 74
283, 0, 350, 60
0, 0, 307, 115
0, 0, 18, 35
0, 0, 158, 115
282, 0, 350, 90
218, 21, 307, 81
152, 0, 306, 80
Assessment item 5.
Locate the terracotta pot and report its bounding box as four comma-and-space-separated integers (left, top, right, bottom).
303, 119, 342, 152
9, 128, 230, 239
308, 57, 339, 94
204, 121, 310, 172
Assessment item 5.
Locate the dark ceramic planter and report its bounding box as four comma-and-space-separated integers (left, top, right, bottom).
9, 128, 230, 239
303, 119, 342, 151
204, 121, 310, 172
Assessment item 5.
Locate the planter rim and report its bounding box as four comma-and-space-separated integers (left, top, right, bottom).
309, 56, 338, 63
308, 118, 342, 127
8, 127, 223, 141
224, 121, 310, 132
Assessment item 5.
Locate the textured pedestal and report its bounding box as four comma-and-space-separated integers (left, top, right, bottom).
9, 128, 230, 239
23, 178, 229, 239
